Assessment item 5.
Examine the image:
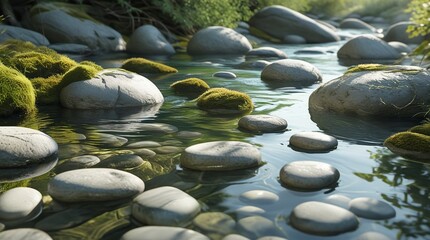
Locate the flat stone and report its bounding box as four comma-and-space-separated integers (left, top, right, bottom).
98, 123, 178, 134
88, 133, 128, 147
324, 194, 352, 209
0, 187, 42, 222
193, 212, 236, 235
290, 201, 359, 235
121, 226, 209, 240
131, 186, 200, 227
348, 197, 396, 220
289, 132, 338, 152
132, 148, 157, 158
176, 131, 202, 139
279, 161, 340, 190
55, 155, 100, 173
160, 140, 183, 146
153, 146, 183, 155
95, 154, 144, 170
0, 228, 52, 240
355, 231, 391, 240
237, 216, 283, 238
234, 206, 266, 218
126, 141, 162, 148
213, 71, 237, 79
180, 141, 262, 171
238, 115, 287, 133
48, 168, 144, 202
239, 190, 279, 205
247, 47, 288, 59
261, 59, 322, 86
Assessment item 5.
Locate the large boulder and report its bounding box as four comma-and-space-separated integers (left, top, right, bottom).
337, 34, 401, 60
187, 26, 252, 55
29, 3, 125, 52
60, 69, 164, 109
0, 25, 49, 45
249, 5, 339, 43
383, 21, 425, 44
126, 25, 175, 55
339, 18, 375, 31
309, 65, 430, 118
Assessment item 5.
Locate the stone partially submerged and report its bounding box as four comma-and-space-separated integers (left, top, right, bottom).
309, 64, 430, 118
337, 34, 401, 60
126, 25, 175, 55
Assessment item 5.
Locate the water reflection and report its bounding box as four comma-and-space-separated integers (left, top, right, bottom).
355, 149, 430, 239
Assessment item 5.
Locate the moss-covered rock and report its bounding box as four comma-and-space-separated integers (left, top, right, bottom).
0, 63, 36, 116
0, 40, 77, 79
409, 123, 430, 136
79, 61, 103, 71
31, 74, 62, 105
384, 131, 430, 161
170, 78, 210, 98
60, 64, 101, 89
196, 88, 253, 115
345, 64, 422, 74
121, 58, 178, 74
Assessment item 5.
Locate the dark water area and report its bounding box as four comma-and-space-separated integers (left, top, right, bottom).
0, 28, 429, 239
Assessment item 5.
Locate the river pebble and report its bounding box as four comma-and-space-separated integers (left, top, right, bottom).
132, 148, 157, 158
88, 132, 128, 147
0, 187, 42, 225
54, 155, 100, 173
234, 206, 266, 218
180, 141, 262, 171
290, 201, 359, 235
289, 132, 338, 152
213, 71, 237, 79
280, 161, 340, 190
0, 228, 52, 240
153, 146, 183, 154
48, 168, 144, 202
176, 131, 203, 139
324, 194, 352, 209
94, 154, 144, 170
98, 123, 178, 134
349, 197, 396, 220
247, 47, 288, 59
238, 115, 287, 133
355, 231, 391, 240
239, 190, 279, 205
237, 216, 283, 239
121, 226, 209, 240
193, 212, 236, 235
131, 186, 200, 227
126, 141, 161, 148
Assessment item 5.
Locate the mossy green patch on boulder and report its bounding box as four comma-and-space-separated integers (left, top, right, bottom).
196, 88, 253, 115
121, 58, 178, 74
345, 64, 423, 75
31, 75, 62, 105
79, 61, 103, 71
170, 78, 210, 99
384, 131, 430, 161
0, 63, 36, 116
60, 64, 101, 89
409, 123, 430, 136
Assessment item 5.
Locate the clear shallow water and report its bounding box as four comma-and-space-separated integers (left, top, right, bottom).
0, 31, 429, 239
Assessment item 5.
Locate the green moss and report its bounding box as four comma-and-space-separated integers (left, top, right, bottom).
60, 64, 100, 89
196, 88, 253, 114
249, 26, 281, 43
121, 58, 178, 74
0, 63, 36, 116
79, 61, 103, 71
31, 74, 63, 105
385, 132, 430, 153
345, 64, 423, 74
409, 123, 430, 136
170, 78, 210, 98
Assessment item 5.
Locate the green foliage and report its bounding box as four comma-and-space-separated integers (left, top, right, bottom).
121, 57, 178, 74
196, 87, 253, 114
407, 0, 430, 63
0, 62, 36, 116
170, 78, 210, 99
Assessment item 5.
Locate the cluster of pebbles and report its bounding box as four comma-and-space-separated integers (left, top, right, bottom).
0, 114, 395, 239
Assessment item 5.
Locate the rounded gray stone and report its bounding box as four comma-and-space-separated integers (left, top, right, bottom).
290, 201, 359, 235
120, 226, 209, 240
348, 197, 396, 220
213, 71, 237, 79
0, 228, 52, 240
131, 186, 200, 227
340, 18, 375, 31
261, 59, 322, 85
289, 132, 338, 152
324, 194, 352, 209
176, 131, 202, 139
132, 148, 157, 158
95, 154, 144, 170
234, 206, 265, 218
48, 168, 145, 202
239, 190, 279, 205
153, 146, 183, 155
237, 216, 282, 239
60, 69, 164, 109
193, 212, 236, 235
279, 161, 340, 190
388, 41, 411, 54
337, 34, 401, 60
0, 187, 42, 222
127, 24, 175, 55
283, 35, 306, 44
355, 231, 391, 240
180, 141, 262, 171
238, 115, 287, 133
126, 141, 162, 148
187, 26, 252, 55
383, 21, 424, 44
88, 133, 128, 147
54, 155, 100, 173
0, 24, 49, 46
0, 127, 58, 168
247, 47, 288, 59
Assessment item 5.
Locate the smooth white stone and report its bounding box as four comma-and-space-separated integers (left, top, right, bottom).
223, 234, 250, 240
132, 186, 200, 227
213, 71, 237, 79
48, 168, 145, 202
0, 187, 42, 221
239, 190, 279, 205
234, 206, 266, 218
193, 212, 235, 235
120, 226, 209, 240
290, 201, 359, 235
0, 228, 52, 240
126, 141, 161, 148
355, 231, 391, 240
349, 197, 396, 220
289, 132, 338, 152
279, 161, 340, 190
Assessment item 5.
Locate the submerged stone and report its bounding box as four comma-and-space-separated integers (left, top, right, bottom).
213, 71, 237, 79
54, 155, 100, 173
0, 228, 52, 240
0, 187, 42, 226
193, 212, 236, 235
94, 154, 144, 170
239, 190, 279, 205
348, 197, 396, 220
238, 115, 287, 133
237, 216, 283, 239
121, 226, 209, 240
